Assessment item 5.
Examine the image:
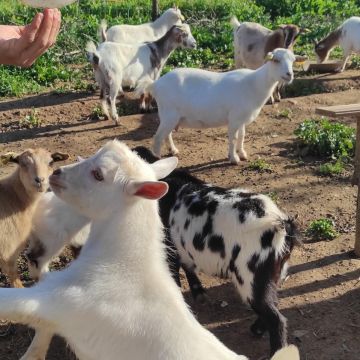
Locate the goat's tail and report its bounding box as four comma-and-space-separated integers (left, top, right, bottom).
270, 345, 300, 360
86, 41, 100, 67
230, 15, 241, 30
135, 76, 155, 98
98, 19, 108, 42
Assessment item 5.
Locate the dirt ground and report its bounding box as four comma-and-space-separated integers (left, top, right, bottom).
0, 70, 360, 360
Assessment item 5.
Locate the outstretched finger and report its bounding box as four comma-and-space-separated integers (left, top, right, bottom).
49, 9, 61, 46
21, 8, 55, 66
22, 12, 44, 43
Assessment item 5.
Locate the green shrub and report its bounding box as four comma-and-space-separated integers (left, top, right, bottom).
306, 218, 338, 240
294, 118, 355, 159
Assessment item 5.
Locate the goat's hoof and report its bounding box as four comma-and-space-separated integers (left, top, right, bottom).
170, 148, 179, 156
334, 67, 344, 73
250, 321, 267, 337
194, 292, 209, 305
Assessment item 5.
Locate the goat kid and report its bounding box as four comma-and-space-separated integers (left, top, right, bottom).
230, 16, 308, 102
0, 149, 68, 288
100, 6, 184, 44
134, 146, 301, 356
315, 16, 360, 72
140, 48, 306, 163
87, 24, 196, 124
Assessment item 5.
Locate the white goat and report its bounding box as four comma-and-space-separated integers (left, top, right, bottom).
0, 149, 68, 288
87, 24, 196, 124
0, 140, 251, 360
100, 6, 184, 44
141, 48, 305, 163
230, 16, 308, 102
315, 16, 360, 72
26, 191, 89, 281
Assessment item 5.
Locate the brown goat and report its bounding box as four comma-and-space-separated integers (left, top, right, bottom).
0, 148, 68, 287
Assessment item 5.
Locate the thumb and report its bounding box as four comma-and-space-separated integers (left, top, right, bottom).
22, 12, 44, 43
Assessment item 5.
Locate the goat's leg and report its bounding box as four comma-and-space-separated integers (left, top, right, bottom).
20, 327, 53, 360
183, 265, 208, 304
153, 111, 178, 157
336, 51, 351, 73
4, 261, 23, 288
167, 131, 179, 155
99, 88, 110, 120
228, 124, 240, 164
251, 287, 287, 355
236, 124, 248, 161
250, 316, 268, 337
109, 79, 122, 125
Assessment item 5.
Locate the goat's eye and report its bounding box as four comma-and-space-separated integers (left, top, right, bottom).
273, 59, 280, 63
92, 169, 104, 181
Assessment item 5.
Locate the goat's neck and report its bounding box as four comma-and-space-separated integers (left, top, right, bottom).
246, 64, 278, 105
6, 169, 39, 209
152, 14, 173, 33
320, 27, 342, 51
151, 34, 178, 70
86, 200, 164, 270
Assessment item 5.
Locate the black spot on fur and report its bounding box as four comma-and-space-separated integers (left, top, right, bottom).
70, 245, 82, 259
248, 43, 255, 52
261, 229, 275, 249
193, 233, 205, 251
208, 235, 226, 258
229, 244, 241, 272
234, 266, 244, 285
181, 236, 185, 249
248, 253, 260, 273
187, 198, 207, 216
233, 198, 265, 223
207, 200, 218, 215
170, 218, 175, 226
184, 218, 190, 230
202, 215, 213, 238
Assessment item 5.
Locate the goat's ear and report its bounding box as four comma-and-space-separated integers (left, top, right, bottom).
0, 152, 19, 165
51, 152, 69, 162
294, 55, 308, 63
264, 52, 274, 62
151, 157, 178, 179
300, 27, 310, 34
126, 180, 169, 200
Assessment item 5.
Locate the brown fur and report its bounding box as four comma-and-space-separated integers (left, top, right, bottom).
315, 27, 342, 62
265, 25, 300, 55
0, 148, 68, 287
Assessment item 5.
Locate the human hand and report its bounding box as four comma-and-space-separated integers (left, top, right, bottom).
0, 8, 61, 68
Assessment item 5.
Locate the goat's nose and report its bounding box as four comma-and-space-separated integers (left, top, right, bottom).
52, 168, 62, 176
35, 176, 45, 184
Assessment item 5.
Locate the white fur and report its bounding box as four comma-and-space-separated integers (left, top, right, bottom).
142, 48, 300, 163
101, 7, 184, 44
26, 191, 89, 280
0, 141, 249, 360
87, 24, 196, 124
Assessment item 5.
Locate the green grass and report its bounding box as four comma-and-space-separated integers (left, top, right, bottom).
1, 0, 360, 97
306, 218, 338, 240
318, 159, 345, 176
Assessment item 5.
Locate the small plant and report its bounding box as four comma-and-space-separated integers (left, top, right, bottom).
277, 108, 292, 119
20, 108, 41, 128
248, 158, 272, 172
294, 118, 355, 159
266, 191, 279, 202
318, 159, 345, 176
90, 105, 104, 120
306, 218, 338, 240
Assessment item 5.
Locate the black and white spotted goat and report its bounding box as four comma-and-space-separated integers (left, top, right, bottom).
134, 146, 301, 356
